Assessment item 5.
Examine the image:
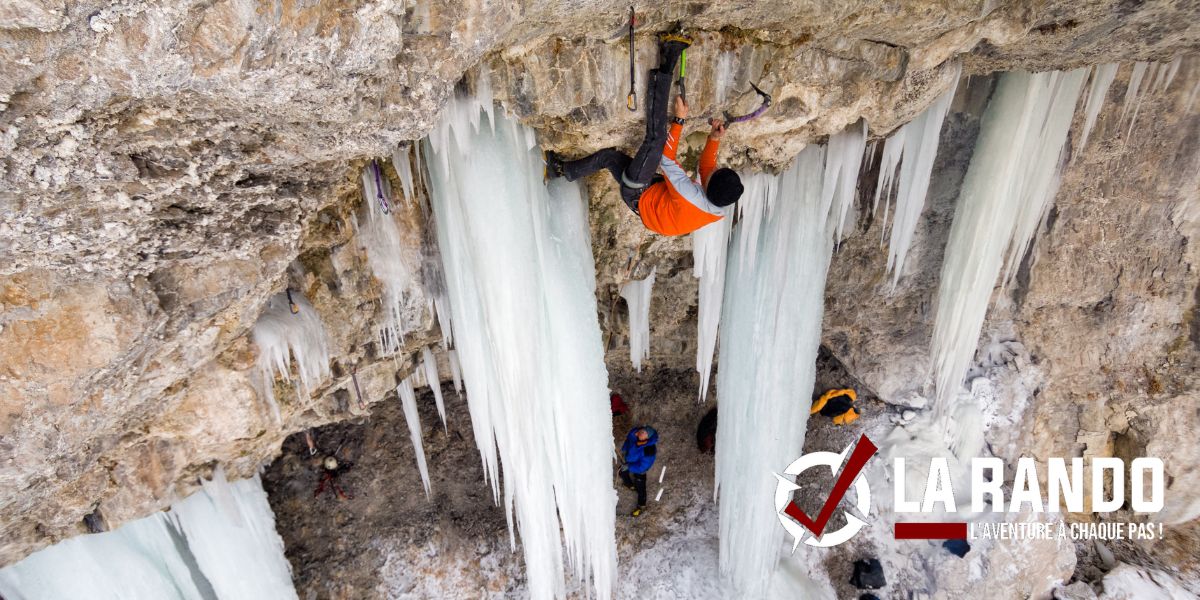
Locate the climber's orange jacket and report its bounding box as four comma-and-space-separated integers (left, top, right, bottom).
637, 123, 724, 236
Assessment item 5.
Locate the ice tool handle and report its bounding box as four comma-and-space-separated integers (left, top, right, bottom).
724, 81, 772, 124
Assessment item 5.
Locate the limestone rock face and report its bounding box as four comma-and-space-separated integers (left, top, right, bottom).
0, 0, 1198, 579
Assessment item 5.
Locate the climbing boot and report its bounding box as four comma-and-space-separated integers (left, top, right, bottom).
631, 506, 645, 517
543, 150, 566, 182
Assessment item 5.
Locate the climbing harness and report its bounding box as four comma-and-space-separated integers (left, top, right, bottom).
371, 159, 391, 215
723, 82, 773, 124
286, 288, 300, 315
676, 48, 688, 103
626, 5, 637, 112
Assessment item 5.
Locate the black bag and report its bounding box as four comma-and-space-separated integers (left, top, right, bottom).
850, 558, 886, 590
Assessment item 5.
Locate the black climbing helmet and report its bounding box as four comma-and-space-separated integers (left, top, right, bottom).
707, 168, 743, 207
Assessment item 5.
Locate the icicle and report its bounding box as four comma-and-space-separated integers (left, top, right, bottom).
716, 134, 855, 597
392, 145, 415, 202
448, 348, 463, 395
424, 94, 616, 600
421, 346, 447, 429
620, 267, 656, 372
1122, 61, 1151, 137
1076, 63, 1118, 156
692, 209, 732, 400
820, 119, 868, 244
251, 290, 331, 422
873, 70, 960, 284
1162, 56, 1183, 91
0, 470, 298, 600
397, 376, 432, 495
931, 69, 1088, 412
1120, 62, 1149, 121
359, 163, 422, 355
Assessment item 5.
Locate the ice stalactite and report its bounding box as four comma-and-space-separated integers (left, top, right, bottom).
397, 376, 432, 495
821, 119, 868, 245
620, 267, 656, 372
1076, 63, 1119, 156
715, 126, 864, 598
421, 345, 448, 428
448, 348, 463, 395
392, 144, 416, 201
1119, 59, 1180, 138
872, 71, 960, 284
0, 469, 297, 600
359, 162, 421, 356
252, 290, 331, 422
930, 69, 1088, 411
692, 210, 732, 401
424, 91, 616, 600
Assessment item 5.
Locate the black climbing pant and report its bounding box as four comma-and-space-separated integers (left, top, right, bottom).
621, 469, 649, 507
562, 40, 688, 215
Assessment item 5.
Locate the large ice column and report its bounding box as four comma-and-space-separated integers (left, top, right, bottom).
692, 210, 733, 400
251, 290, 331, 421
423, 92, 617, 600
873, 72, 960, 284
168, 469, 299, 600
715, 127, 863, 597
620, 267, 656, 372
0, 470, 297, 600
930, 69, 1088, 410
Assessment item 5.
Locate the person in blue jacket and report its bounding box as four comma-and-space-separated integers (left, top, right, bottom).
620, 425, 658, 517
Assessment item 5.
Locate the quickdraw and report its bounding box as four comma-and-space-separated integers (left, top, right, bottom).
286, 288, 300, 315
625, 5, 637, 112
723, 82, 772, 124
351, 364, 367, 409
371, 159, 391, 214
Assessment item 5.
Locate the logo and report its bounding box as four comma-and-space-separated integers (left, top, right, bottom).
774, 434, 877, 548
774, 432, 1170, 546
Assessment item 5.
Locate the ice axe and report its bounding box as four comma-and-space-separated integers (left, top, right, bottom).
723, 82, 772, 125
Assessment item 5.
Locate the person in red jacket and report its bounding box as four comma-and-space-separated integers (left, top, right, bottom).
545, 34, 743, 236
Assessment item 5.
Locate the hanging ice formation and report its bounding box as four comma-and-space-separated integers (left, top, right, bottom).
930, 69, 1088, 411
359, 161, 422, 356
420, 346, 448, 428
620, 267, 656, 372
692, 209, 732, 401
252, 290, 331, 421
1076, 63, 1119, 155
423, 86, 617, 600
715, 126, 865, 598
0, 469, 298, 600
397, 375, 432, 495
873, 70, 960, 284
1121, 58, 1183, 137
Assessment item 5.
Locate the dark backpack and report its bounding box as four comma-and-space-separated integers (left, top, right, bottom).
850, 558, 886, 590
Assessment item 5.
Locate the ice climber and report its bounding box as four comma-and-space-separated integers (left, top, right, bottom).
619, 425, 658, 517
544, 32, 744, 236
810, 388, 861, 426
